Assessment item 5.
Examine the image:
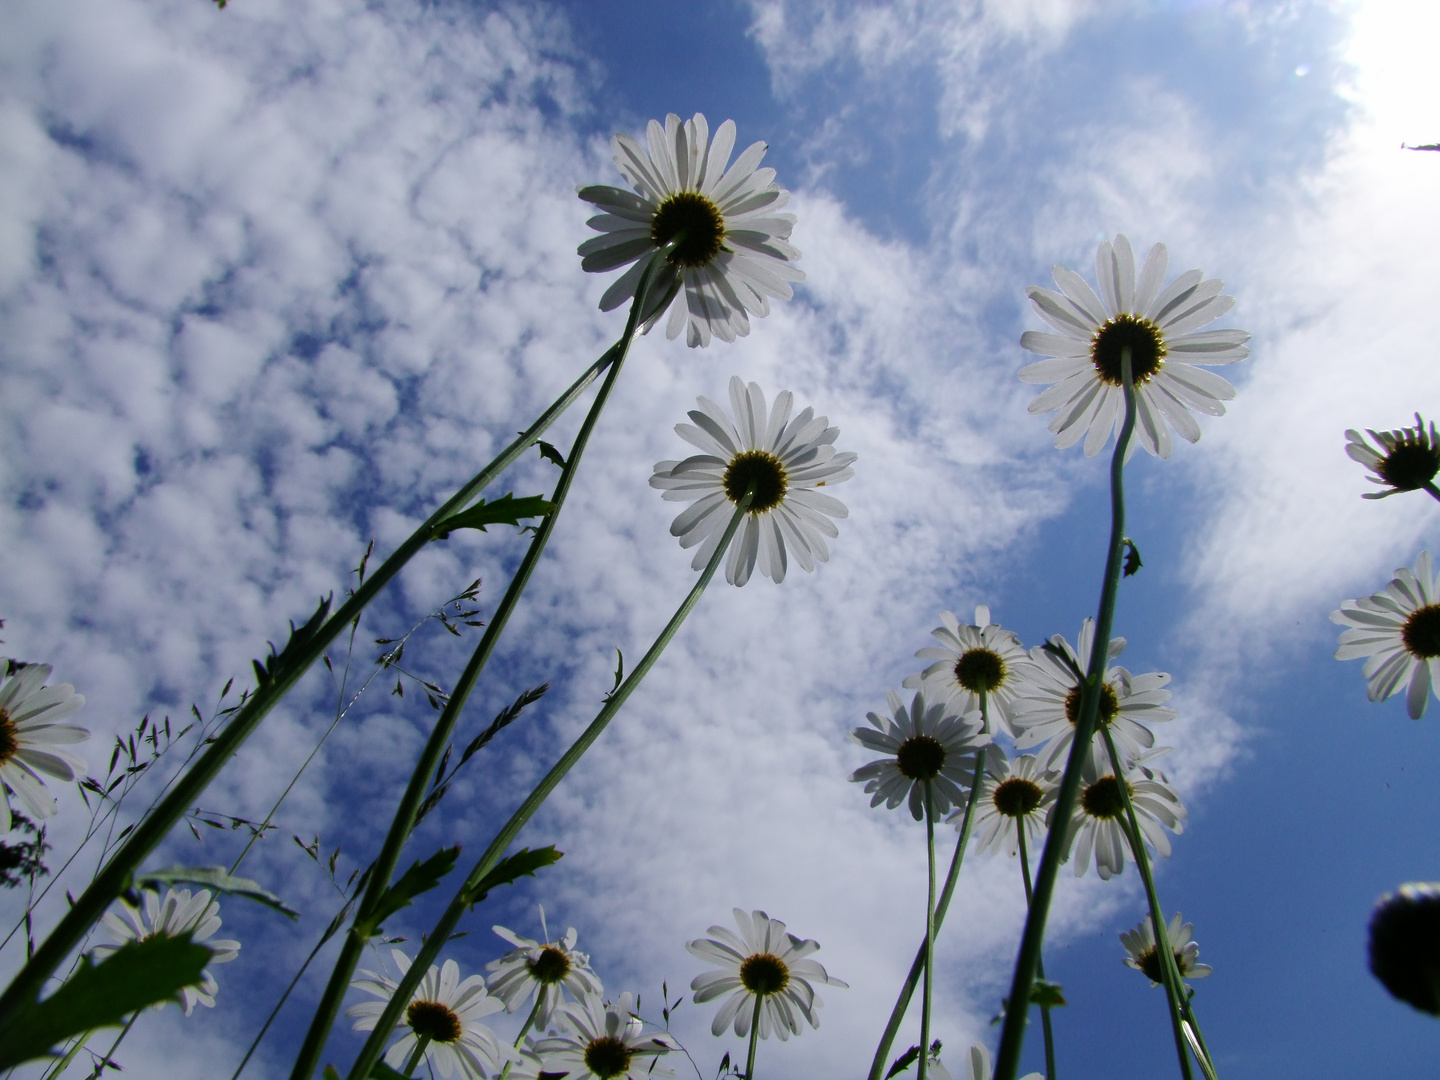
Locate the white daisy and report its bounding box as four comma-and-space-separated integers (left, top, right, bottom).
960, 753, 1056, 858
533, 991, 678, 1080
933, 1042, 1044, 1080
0, 661, 87, 833
1058, 749, 1186, 880
1008, 618, 1175, 772
851, 690, 990, 821
1332, 551, 1440, 719
92, 887, 240, 1015
578, 112, 803, 348
650, 376, 856, 586
348, 948, 511, 1080
485, 914, 603, 1027
1121, 911, 1212, 986
687, 908, 847, 1041
902, 606, 1032, 736
1019, 234, 1250, 458
1346, 414, 1440, 499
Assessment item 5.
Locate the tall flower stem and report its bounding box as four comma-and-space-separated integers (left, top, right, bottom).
343, 494, 755, 1080
289, 257, 663, 1080
496, 998, 542, 1080
993, 347, 1138, 1080
1015, 827, 1057, 1080
1097, 725, 1201, 1080
744, 995, 764, 1080
400, 1035, 432, 1077
0, 264, 668, 1020
919, 780, 937, 1080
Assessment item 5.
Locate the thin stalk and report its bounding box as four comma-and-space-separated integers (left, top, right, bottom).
401, 1035, 432, 1077
495, 998, 542, 1080
37, 1031, 90, 1080
993, 347, 1138, 1080
1097, 725, 1196, 1080
1424, 482, 1440, 503
344, 495, 754, 1080
1015, 828, 1056, 1080
744, 995, 763, 1080
918, 780, 936, 1080
87, 1011, 140, 1080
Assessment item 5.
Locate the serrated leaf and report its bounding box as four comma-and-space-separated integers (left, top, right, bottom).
359, 846, 461, 936
885, 1044, 921, 1079
432, 494, 552, 539
0, 936, 211, 1068
133, 866, 299, 919
537, 440, 567, 469
1030, 980, 1067, 1007
463, 846, 562, 907
252, 595, 333, 690
1122, 538, 1143, 577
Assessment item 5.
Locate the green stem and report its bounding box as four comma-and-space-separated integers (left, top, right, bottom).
744, 995, 763, 1080
344, 495, 755, 1080
496, 998, 542, 1080
993, 346, 1138, 1080
87, 1010, 140, 1080
918, 781, 936, 1080
38, 1030, 90, 1080
1097, 725, 1196, 1080
1424, 481, 1440, 504
1016, 827, 1056, 1080
401, 1035, 432, 1077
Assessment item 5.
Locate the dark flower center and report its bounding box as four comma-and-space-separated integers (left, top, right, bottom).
993, 777, 1044, 819
0, 712, 16, 764
1063, 683, 1119, 727
651, 191, 726, 268
406, 999, 462, 1044
1091, 315, 1166, 386
1369, 882, 1440, 1016
1377, 435, 1440, 492
896, 734, 946, 781
954, 648, 1006, 694
739, 952, 790, 996
530, 945, 571, 984
584, 1035, 635, 1080
1133, 945, 1187, 985
722, 450, 788, 513
1081, 776, 1130, 820
1403, 605, 1440, 660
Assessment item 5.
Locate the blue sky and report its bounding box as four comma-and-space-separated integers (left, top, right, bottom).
3, 0, 1440, 1078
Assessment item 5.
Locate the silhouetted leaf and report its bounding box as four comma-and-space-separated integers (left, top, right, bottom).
432, 494, 552, 539
463, 846, 562, 907
133, 866, 298, 918
360, 846, 461, 935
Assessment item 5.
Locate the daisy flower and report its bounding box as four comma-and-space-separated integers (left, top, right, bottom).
578, 112, 803, 348
486, 913, 603, 1027
533, 991, 678, 1080
92, 887, 239, 1015
1368, 882, 1440, 1015
1120, 911, 1212, 986
1019, 234, 1250, 458
348, 948, 511, 1080
1008, 618, 1175, 772
902, 606, 1032, 736
960, 754, 1056, 858
0, 661, 87, 833
1346, 414, 1440, 499
650, 376, 856, 586
1331, 551, 1440, 719
687, 908, 847, 1040
851, 690, 990, 821
932, 1042, 1044, 1080
1057, 749, 1186, 880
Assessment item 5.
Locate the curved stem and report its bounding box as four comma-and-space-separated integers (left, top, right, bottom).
344, 495, 754, 1080
496, 998, 542, 1080
919, 781, 936, 1080
993, 347, 1138, 1080
401, 1035, 432, 1077
1016, 828, 1056, 1080
744, 996, 763, 1080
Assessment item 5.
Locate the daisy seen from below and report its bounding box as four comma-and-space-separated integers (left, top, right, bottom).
1345, 414, 1440, 500
961, 753, 1056, 859
486, 912, 603, 1028
902, 606, 1032, 736
1331, 551, 1440, 719
348, 948, 512, 1080
930, 1042, 1044, 1080
1008, 618, 1175, 772
578, 112, 803, 347
650, 375, 856, 586
533, 991, 678, 1080
850, 690, 990, 821
1019, 233, 1250, 458
92, 887, 239, 1014
0, 660, 87, 833
1057, 747, 1186, 880
1121, 911, 1212, 986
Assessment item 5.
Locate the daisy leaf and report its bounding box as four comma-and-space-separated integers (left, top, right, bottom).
462, 845, 563, 908
432, 494, 553, 539
361, 846, 461, 935
1123, 538, 1143, 577
131, 866, 298, 918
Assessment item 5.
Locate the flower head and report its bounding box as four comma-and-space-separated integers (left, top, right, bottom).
933, 1042, 1044, 1080
687, 908, 847, 1041
960, 753, 1056, 858
850, 690, 990, 821
902, 606, 1032, 736
93, 887, 240, 1014
1346, 414, 1440, 498
1120, 911, 1212, 986
486, 913, 603, 1027
0, 661, 87, 833
348, 948, 511, 1080
1369, 882, 1440, 1015
650, 376, 855, 586
1020, 234, 1250, 458
1008, 619, 1175, 772
1058, 749, 1186, 880
578, 112, 803, 348
1332, 551, 1440, 719
534, 991, 678, 1080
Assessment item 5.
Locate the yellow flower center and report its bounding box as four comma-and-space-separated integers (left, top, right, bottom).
406, 999, 462, 1044
722, 450, 788, 513
1091, 315, 1165, 385
650, 191, 726, 268
739, 952, 790, 995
